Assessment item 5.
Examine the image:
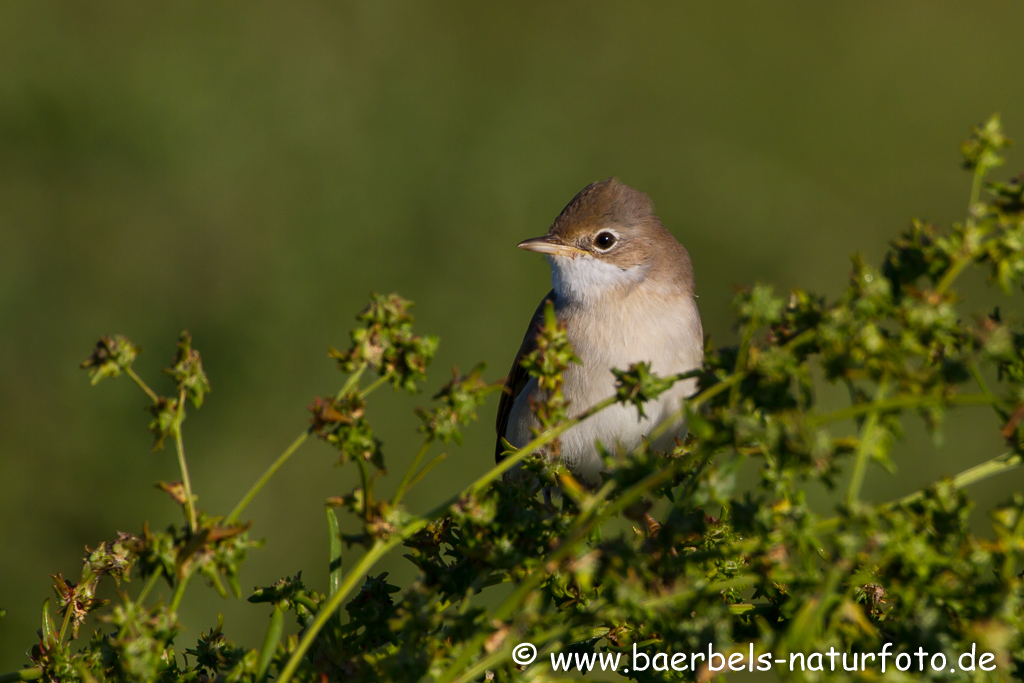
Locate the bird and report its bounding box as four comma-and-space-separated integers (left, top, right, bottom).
495, 178, 704, 487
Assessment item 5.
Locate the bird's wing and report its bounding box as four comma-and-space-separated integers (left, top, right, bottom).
495, 289, 556, 463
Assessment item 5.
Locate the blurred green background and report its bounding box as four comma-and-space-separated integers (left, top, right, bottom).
2, 2, 1024, 668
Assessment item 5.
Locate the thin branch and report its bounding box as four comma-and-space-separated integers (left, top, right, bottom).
136, 566, 164, 605
125, 367, 159, 404
169, 571, 191, 614
889, 451, 1022, 508
56, 602, 73, 644
810, 391, 995, 428
935, 157, 988, 295
399, 453, 448, 498
227, 431, 309, 525
729, 327, 754, 407
355, 456, 371, 522
393, 441, 432, 505
846, 382, 888, 507
174, 391, 198, 533
226, 364, 368, 525
968, 358, 997, 404
0, 669, 43, 682
358, 373, 389, 398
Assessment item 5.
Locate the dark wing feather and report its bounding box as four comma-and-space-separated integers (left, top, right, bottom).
495, 290, 556, 463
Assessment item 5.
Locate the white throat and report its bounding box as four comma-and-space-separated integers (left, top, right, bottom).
548, 254, 647, 304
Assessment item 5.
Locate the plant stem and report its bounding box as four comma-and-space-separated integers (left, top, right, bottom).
968, 358, 997, 403
1002, 495, 1024, 580
846, 382, 888, 507
57, 602, 73, 644
136, 566, 163, 605
174, 391, 198, 533
355, 456, 371, 521
226, 364, 368, 525
226, 430, 309, 525
126, 367, 159, 403
810, 391, 995, 427
0, 669, 42, 682
393, 441, 432, 505
729, 327, 754, 407
935, 158, 988, 296
398, 453, 447, 499
935, 255, 971, 296
891, 451, 1022, 508
337, 363, 368, 397
814, 449, 1024, 535
169, 571, 191, 614
131, 361, 196, 533
359, 373, 389, 398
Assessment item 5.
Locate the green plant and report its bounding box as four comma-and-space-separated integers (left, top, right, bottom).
3, 117, 1023, 682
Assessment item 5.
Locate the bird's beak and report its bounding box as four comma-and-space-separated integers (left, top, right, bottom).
517, 235, 581, 258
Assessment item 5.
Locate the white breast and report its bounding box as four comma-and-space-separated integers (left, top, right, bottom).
505, 255, 703, 485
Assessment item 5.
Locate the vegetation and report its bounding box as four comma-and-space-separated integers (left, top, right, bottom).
3, 117, 1023, 682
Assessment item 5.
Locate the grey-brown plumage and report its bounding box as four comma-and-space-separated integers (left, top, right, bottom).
496, 179, 704, 484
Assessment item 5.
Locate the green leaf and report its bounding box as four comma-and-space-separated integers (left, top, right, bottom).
255, 604, 284, 682
40, 598, 57, 649
327, 507, 343, 598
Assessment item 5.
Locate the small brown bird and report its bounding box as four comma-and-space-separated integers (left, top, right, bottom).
496, 178, 704, 485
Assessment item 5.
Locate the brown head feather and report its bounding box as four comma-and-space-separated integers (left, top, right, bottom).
550, 178, 656, 240
546, 178, 694, 293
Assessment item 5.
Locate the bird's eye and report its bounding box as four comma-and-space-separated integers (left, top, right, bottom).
594, 231, 617, 250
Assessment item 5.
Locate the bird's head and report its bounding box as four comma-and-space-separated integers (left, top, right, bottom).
517, 178, 693, 303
